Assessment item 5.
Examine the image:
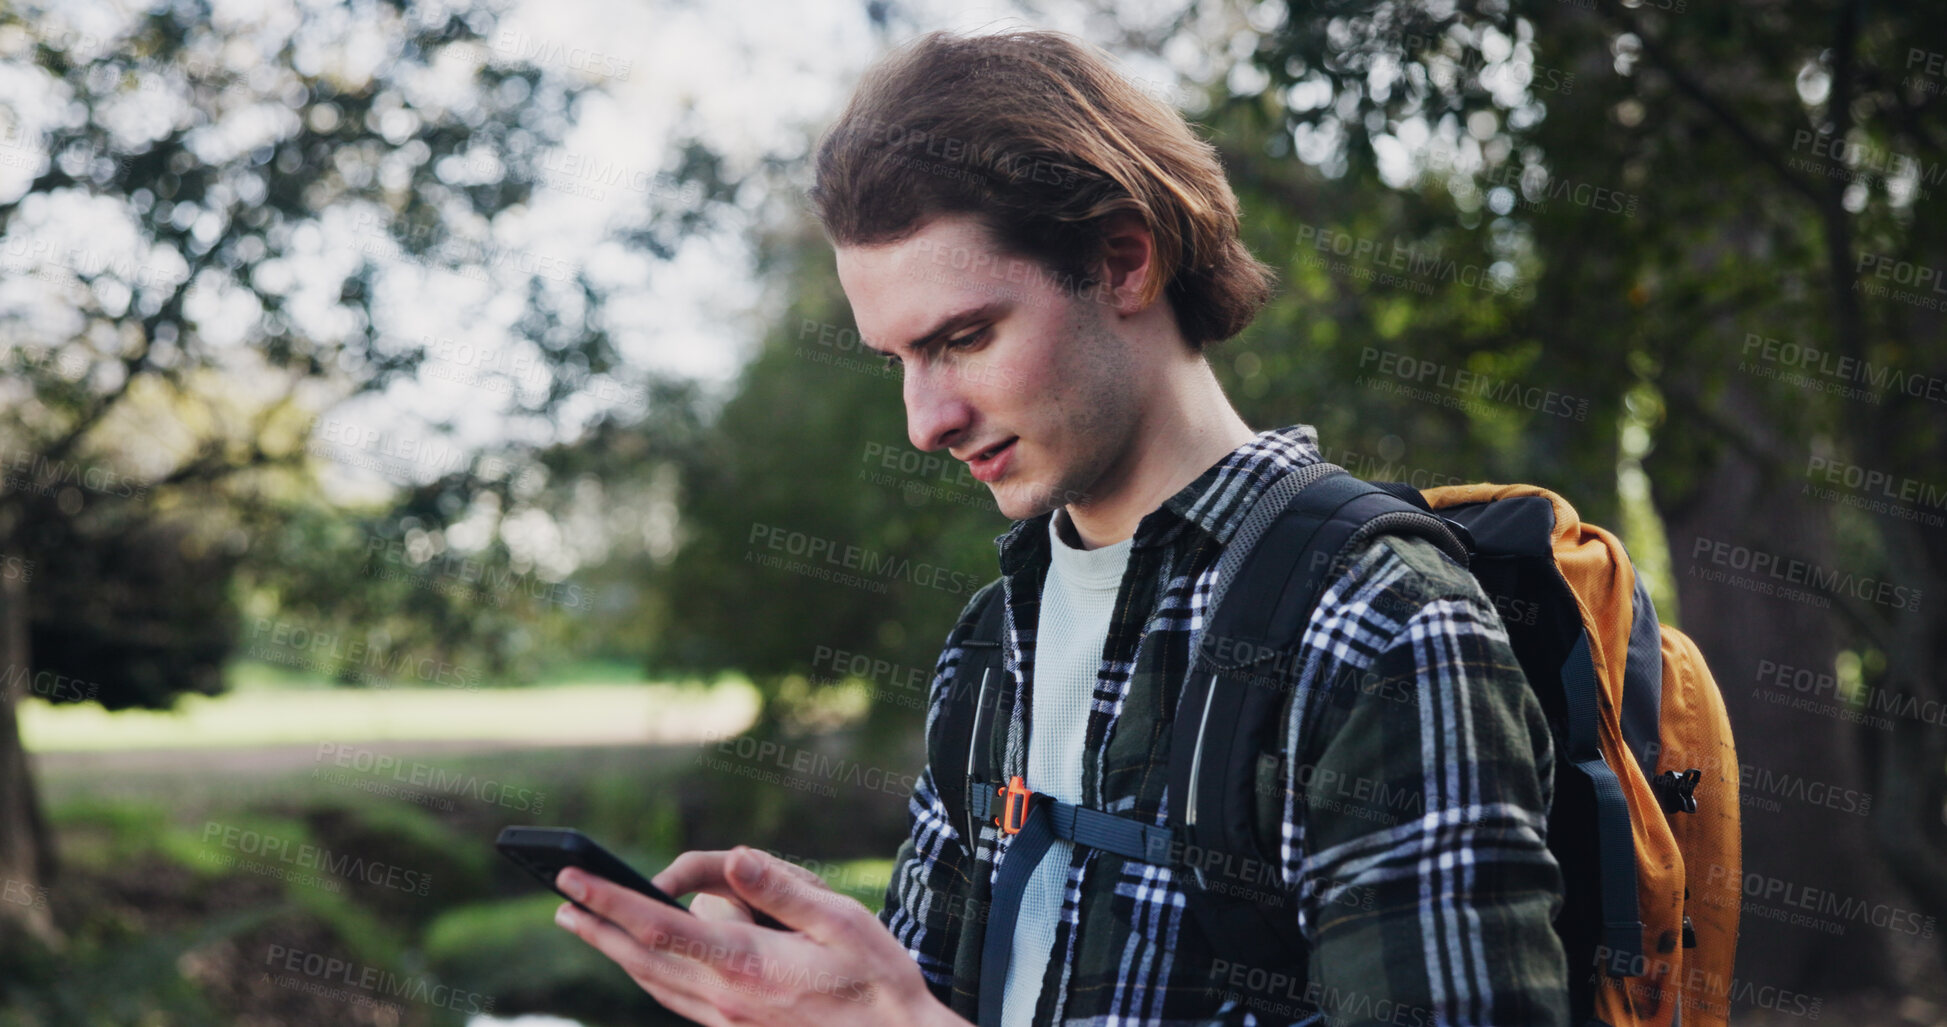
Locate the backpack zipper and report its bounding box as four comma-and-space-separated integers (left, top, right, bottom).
1186, 462, 1343, 834
1185, 671, 1220, 828
965, 666, 993, 845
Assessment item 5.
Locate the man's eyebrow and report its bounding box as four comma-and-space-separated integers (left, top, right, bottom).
864, 300, 1008, 356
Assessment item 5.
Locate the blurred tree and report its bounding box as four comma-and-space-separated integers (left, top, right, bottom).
1206, 0, 1947, 997
0, 0, 741, 955
641, 214, 1007, 740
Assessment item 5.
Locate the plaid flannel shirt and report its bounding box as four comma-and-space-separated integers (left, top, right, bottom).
879, 423, 1570, 1026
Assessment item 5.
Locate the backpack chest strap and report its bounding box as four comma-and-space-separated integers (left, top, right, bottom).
969, 778, 1179, 1027
970, 777, 1178, 865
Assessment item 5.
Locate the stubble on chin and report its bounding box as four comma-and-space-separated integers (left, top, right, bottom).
982, 450, 1086, 520
988, 478, 1060, 522
987, 463, 1097, 523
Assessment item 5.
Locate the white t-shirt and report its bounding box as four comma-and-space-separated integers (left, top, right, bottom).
1000, 508, 1133, 1027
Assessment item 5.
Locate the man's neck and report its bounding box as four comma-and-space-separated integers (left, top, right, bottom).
1061, 358, 1254, 549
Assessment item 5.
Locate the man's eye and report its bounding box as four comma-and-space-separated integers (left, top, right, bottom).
946, 327, 989, 350
880, 327, 985, 374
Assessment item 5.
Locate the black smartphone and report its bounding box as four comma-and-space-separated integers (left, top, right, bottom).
496, 826, 787, 929
497, 826, 688, 915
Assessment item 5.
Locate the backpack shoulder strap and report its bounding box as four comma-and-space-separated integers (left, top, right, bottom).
932, 577, 1008, 850
1172, 463, 1469, 852
1161, 463, 1470, 1000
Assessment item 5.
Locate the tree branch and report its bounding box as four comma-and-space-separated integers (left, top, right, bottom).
1597, 1, 1824, 210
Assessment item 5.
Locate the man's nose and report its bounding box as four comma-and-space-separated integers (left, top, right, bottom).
904, 363, 971, 453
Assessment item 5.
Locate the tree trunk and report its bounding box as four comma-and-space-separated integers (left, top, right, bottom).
1865, 486, 1947, 976
0, 562, 62, 954
1656, 378, 1909, 994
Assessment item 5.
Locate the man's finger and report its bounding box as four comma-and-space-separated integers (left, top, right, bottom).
722, 846, 863, 941
554, 901, 732, 1026
691, 892, 755, 924
557, 867, 742, 959
655, 848, 825, 899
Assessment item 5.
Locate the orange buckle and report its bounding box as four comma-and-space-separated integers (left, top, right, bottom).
997, 775, 1034, 835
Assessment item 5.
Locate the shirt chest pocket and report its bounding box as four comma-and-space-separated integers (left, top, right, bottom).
1096, 660, 1173, 819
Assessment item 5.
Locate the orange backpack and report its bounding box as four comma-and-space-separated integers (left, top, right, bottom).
1422, 482, 1742, 1026
936, 468, 1742, 1024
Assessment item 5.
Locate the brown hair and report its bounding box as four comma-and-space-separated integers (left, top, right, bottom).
806, 28, 1275, 351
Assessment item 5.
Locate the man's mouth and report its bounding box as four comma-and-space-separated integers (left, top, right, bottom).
966, 437, 1017, 482
973, 438, 1020, 461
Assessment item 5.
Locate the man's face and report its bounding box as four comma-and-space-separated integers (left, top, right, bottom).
835, 213, 1146, 522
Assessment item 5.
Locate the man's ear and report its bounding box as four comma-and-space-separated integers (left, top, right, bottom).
1094, 210, 1158, 316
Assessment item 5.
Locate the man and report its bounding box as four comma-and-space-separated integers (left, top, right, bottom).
552, 26, 1570, 1027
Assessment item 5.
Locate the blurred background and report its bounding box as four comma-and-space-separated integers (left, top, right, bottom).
1, 0, 1944, 1023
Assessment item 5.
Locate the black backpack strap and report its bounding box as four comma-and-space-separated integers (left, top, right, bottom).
1372, 479, 1478, 553
975, 796, 1056, 1025
944, 464, 1475, 1024
934, 579, 1009, 851
1368, 478, 1432, 510
1174, 464, 1469, 848
1168, 464, 1471, 976
947, 575, 1174, 1027
942, 574, 1176, 852
1563, 631, 1648, 976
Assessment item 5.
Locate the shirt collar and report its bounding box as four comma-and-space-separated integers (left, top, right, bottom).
993, 423, 1325, 575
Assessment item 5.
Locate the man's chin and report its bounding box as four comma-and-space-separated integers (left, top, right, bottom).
988, 480, 1064, 522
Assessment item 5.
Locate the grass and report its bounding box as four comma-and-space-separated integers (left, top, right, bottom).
27, 749, 896, 1027
21, 660, 762, 753
14, 658, 913, 1027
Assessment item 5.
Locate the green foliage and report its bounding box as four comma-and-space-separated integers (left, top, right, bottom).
423, 893, 689, 1026
12, 793, 472, 1026
0, 910, 265, 1027
577, 778, 685, 861
818, 857, 895, 913
0, 0, 730, 712
297, 798, 496, 924
24, 514, 239, 710
20, 730, 937, 1024
647, 221, 1008, 716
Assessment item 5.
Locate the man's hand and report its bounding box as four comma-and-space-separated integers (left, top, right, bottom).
552, 845, 968, 1027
